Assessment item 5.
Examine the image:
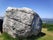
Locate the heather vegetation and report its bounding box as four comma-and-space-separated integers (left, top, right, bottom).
42, 23, 53, 31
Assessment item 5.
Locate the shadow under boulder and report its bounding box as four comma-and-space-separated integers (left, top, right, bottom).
18, 32, 46, 40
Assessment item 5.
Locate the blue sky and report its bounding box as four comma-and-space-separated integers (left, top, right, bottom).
0, 0, 53, 18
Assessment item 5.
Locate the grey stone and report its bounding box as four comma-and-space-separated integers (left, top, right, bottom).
3, 7, 42, 38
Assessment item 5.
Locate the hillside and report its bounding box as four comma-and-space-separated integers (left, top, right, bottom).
42, 18, 53, 24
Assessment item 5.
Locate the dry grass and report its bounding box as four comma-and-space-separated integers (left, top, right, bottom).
37, 28, 53, 40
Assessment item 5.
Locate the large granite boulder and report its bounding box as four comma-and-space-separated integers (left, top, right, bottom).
3, 7, 42, 38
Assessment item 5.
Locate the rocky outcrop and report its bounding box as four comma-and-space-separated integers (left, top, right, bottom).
3, 7, 42, 38
0, 17, 3, 33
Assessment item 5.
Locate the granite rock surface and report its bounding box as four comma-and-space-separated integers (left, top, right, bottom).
3, 7, 42, 38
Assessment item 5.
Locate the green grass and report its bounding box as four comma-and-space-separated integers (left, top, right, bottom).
42, 23, 47, 28
0, 32, 19, 40
42, 23, 53, 31
47, 24, 53, 31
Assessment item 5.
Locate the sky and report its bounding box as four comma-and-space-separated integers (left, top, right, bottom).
0, 0, 53, 18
